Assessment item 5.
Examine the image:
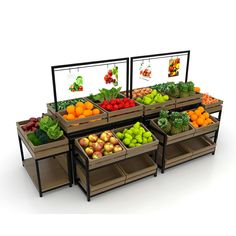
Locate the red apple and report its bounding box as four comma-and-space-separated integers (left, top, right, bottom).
88, 134, 98, 142
109, 136, 119, 145
113, 145, 123, 153
100, 132, 110, 142
85, 147, 94, 157
92, 142, 103, 151
79, 137, 89, 147
97, 138, 105, 148
88, 141, 95, 147
105, 130, 113, 137
92, 151, 103, 159
104, 142, 114, 152
103, 151, 113, 156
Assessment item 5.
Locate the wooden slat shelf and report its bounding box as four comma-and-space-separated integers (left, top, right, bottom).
24, 158, 70, 192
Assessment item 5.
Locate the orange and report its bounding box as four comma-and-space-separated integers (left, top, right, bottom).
67, 114, 75, 120
199, 115, 205, 120
92, 108, 100, 115
83, 109, 93, 117
197, 106, 204, 114
194, 110, 201, 117
84, 101, 94, 110
207, 118, 213, 124
188, 111, 194, 116
76, 101, 85, 108
75, 106, 84, 116
203, 112, 209, 119
196, 117, 204, 126
78, 114, 86, 118
67, 105, 75, 114
63, 114, 68, 120
191, 121, 198, 128
203, 119, 209, 125
190, 114, 198, 121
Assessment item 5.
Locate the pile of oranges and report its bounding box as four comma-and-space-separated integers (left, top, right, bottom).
63, 101, 100, 121
188, 106, 213, 128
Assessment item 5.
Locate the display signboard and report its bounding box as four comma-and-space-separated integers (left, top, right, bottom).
51, 58, 129, 111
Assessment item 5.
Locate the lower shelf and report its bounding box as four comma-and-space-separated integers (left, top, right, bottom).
24, 158, 70, 193
158, 135, 216, 169
118, 154, 157, 183
76, 154, 157, 198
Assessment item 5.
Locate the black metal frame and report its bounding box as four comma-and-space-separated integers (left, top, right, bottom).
18, 135, 72, 197
72, 143, 158, 201
130, 50, 190, 98
51, 57, 130, 112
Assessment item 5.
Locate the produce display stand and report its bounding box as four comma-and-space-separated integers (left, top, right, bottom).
16, 51, 223, 200
149, 113, 220, 173
73, 141, 158, 201
17, 120, 72, 197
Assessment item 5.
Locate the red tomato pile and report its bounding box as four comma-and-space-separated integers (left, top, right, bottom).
100, 98, 136, 111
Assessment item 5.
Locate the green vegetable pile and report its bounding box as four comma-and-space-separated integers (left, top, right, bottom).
152, 81, 195, 98
87, 87, 122, 103
157, 110, 190, 135
27, 115, 64, 146
49, 98, 82, 111
116, 122, 154, 148
136, 89, 169, 105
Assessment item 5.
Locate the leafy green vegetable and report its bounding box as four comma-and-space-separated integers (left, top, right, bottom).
47, 123, 63, 140
39, 116, 57, 133
88, 87, 122, 103
49, 98, 82, 111
27, 133, 41, 146
35, 129, 50, 144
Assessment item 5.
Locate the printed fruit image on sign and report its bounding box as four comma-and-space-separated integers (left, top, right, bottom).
139, 61, 152, 81
104, 66, 118, 86
69, 75, 84, 92
168, 58, 180, 77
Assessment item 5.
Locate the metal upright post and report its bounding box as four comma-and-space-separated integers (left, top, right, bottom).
130, 58, 133, 99
154, 150, 158, 177
85, 158, 91, 201
18, 135, 25, 166
35, 160, 42, 197
161, 135, 167, 173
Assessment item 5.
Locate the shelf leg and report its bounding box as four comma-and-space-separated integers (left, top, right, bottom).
35, 160, 43, 197
67, 152, 73, 187
18, 135, 25, 166
154, 150, 158, 177
85, 158, 91, 202
161, 136, 167, 174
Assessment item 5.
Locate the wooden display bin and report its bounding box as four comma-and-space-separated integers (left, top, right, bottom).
180, 135, 216, 158
113, 123, 159, 158
150, 119, 195, 145
74, 131, 126, 170
47, 98, 107, 134
191, 115, 219, 136
135, 99, 175, 116
174, 93, 202, 109
118, 154, 157, 183
16, 120, 69, 159
76, 163, 126, 196
157, 143, 192, 169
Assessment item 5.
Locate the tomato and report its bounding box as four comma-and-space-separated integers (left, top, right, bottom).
108, 70, 113, 77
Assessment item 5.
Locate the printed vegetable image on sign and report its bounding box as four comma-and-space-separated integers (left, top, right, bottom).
69, 75, 84, 92
168, 57, 180, 77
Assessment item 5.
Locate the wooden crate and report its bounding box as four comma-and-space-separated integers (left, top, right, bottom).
74, 131, 126, 170
149, 119, 195, 145
16, 120, 69, 159
135, 99, 175, 116
113, 123, 159, 158
191, 115, 220, 136
180, 135, 216, 157
118, 154, 157, 183
174, 93, 202, 109
47, 98, 108, 134
157, 143, 192, 168
76, 163, 126, 196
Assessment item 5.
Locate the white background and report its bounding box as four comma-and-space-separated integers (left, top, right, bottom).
0, 0, 236, 235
